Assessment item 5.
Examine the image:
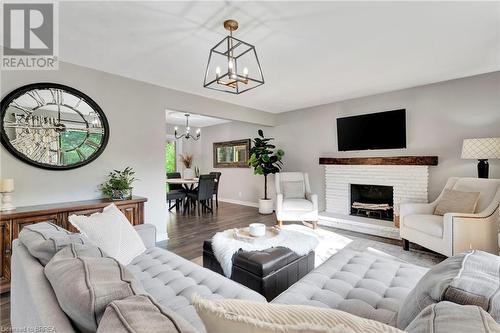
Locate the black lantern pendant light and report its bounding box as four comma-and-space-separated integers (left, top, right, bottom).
203, 19, 264, 94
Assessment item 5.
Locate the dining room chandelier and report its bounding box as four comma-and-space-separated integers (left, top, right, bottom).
174, 114, 200, 141
203, 19, 264, 94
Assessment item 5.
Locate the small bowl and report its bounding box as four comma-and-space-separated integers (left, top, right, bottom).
249, 223, 266, 237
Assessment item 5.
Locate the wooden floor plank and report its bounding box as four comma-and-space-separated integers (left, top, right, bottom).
158, 201, 277, 259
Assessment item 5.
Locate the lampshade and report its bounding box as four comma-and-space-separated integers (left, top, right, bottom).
461, 138, 500, 159
0, 179, 14, 193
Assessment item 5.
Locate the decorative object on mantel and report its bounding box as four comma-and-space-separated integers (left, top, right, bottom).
180, 153, 194, 179
99, 167, 137, 200
203, 19, 264, 94
0, 179, 15, 211
461, 138, 500, 179
0, 83, 109, 170
319, 156, 439, 165
248, 130, 285, 214
174, 114, 200, 140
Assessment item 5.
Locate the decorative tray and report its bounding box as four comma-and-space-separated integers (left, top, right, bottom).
234, 226, 280, 242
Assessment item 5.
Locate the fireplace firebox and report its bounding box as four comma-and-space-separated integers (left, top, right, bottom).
350, 184, 394, 221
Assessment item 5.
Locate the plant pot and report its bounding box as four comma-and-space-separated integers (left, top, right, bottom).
183, 168, 194, 180
111, 188, 132, 200
259, 198, 274, 214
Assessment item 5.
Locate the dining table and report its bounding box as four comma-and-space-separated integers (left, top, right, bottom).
166, 178, 200, 191
166, 177, 217, 214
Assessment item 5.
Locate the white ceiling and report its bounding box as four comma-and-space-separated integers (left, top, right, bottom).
59, 1, 500, 113
166, 110, 230, 128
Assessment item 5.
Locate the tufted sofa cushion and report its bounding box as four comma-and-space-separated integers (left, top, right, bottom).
127, 247, 266, 333
271, 248, 428, 326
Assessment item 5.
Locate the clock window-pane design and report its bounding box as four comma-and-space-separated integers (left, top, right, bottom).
1, 83, 109, 170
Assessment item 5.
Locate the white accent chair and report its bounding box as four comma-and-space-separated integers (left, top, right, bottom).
275, 172, 319, 228
400, 177, 500, 257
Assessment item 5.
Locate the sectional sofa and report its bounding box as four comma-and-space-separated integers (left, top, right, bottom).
11, 222, 500, 332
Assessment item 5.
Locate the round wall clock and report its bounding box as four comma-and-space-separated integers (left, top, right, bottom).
0, 83, 109, 170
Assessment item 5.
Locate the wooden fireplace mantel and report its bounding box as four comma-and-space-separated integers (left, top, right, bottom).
319, 156, 438, 166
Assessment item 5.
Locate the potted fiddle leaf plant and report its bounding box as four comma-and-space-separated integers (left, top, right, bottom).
100, 167, 137, 200
248, 129, 285, 214
180, 153, 194, 179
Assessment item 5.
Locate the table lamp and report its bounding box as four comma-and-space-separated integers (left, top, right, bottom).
461, 138, 500, 178
0, 179, 16, 211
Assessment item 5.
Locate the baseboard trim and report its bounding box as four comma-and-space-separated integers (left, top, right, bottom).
156, 232, 169, 242
218, 198, 259, 208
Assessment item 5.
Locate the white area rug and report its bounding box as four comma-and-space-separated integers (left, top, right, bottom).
195, 225, 444, 270
282, 224, 443, 268
280, 224, 354, 267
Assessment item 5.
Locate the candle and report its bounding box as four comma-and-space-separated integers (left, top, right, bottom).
1, 179, 14, 193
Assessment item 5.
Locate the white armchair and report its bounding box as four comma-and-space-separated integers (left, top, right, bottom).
400, 177, 500, 257
275, 172, 319, 228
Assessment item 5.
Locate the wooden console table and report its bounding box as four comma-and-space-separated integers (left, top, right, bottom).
0, 196, 147, 293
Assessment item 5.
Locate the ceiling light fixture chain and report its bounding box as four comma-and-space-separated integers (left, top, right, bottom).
174, 114, 200, 141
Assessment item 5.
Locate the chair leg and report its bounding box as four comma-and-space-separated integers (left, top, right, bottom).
215, 193, 218, 208
197, 200, 201, 216
201, 201, 213, 214
402, 239, 410, 251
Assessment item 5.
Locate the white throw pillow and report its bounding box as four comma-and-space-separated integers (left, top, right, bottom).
282, 181, 305, 199
192, 296, 404, 333
69, 204, 146, 265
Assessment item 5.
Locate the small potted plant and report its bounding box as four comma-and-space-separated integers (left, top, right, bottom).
100, 167, 137, 200
248, 130, 285, 214
180, 154, 195, 179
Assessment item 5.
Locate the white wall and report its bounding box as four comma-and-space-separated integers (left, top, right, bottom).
274, 72, 500, 210
199, 122, 276, 206
0, 62, 276, 239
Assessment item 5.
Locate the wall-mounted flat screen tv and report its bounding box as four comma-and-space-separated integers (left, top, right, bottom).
337, 109, 406, 151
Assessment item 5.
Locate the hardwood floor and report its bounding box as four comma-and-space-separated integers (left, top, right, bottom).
158, 201, 277, 259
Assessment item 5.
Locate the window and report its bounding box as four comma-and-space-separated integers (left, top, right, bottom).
166, 140, 176, 173
166, 141, 176, 191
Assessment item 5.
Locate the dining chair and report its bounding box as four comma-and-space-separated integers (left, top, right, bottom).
167, 172, 186, 211
209, 172, 222, 208
187, 174, 216, 216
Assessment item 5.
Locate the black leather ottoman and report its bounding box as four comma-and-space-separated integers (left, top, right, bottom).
203, 239, 314, 301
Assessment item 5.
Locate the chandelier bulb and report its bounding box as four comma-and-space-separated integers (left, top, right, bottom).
215, 66, 221, 77
243, 67, 249, 77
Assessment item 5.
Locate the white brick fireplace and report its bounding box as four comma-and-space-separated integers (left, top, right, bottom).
318, 156, 437, 239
